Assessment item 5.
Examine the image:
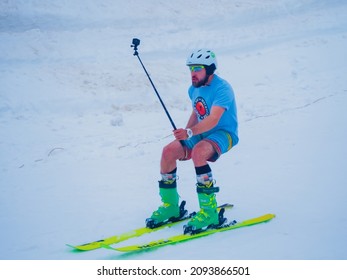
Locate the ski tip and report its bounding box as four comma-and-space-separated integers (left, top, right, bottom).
66, 243, 91, 252
259, 213, 276, 222
66, 244, 75, 249
102, 244, 139, 252
66, 244, 83, 251
265, 213, 276, 223
66, 242, 102, 251
259, 213, 276, 220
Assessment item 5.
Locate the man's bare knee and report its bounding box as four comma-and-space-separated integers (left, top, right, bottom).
191, 141, 215, 166
162, 141, 184, 161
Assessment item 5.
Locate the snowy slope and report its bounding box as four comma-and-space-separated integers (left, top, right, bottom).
1, 0, 347, 260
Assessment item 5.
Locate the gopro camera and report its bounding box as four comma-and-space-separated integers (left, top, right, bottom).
131, 38, 140, 48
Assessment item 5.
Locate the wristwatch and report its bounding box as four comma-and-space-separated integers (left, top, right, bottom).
186, 128, 193, 139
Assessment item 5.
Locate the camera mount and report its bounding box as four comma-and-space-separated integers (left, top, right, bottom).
131, 38, 140, 55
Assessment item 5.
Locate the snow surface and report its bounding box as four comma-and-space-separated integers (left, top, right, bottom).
1, 0, 347, 260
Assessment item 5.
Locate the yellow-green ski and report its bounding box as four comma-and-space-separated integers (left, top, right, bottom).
103, 213, 275, 253
67, 203, 233, 251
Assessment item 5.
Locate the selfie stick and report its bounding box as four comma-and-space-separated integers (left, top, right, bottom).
130, 38, 178, 130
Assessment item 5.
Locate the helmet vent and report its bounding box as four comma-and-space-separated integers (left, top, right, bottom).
186, 48, 217, 69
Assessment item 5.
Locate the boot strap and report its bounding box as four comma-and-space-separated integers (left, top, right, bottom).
159, 180, 177, 189
196, 183, 220, 194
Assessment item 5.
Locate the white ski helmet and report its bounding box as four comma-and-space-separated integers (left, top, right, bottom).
186, 48, 217, 69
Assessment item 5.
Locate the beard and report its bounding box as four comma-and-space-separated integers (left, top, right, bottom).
192, 75, 209, 88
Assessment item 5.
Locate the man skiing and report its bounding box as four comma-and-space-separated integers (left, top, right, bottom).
147, 49, 239, 233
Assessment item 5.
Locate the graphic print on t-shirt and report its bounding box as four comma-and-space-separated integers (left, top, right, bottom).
194, 97, 209, 120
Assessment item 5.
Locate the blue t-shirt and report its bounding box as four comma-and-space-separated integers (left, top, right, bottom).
188, 75, 239, 145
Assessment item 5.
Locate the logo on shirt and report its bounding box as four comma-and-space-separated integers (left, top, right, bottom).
194, 97, 209, 120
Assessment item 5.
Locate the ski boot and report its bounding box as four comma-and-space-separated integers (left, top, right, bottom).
146, 180, 188, 229
183, 182, 227, 234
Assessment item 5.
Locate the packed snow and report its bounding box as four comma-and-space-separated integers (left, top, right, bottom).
1, 0, 347, 260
